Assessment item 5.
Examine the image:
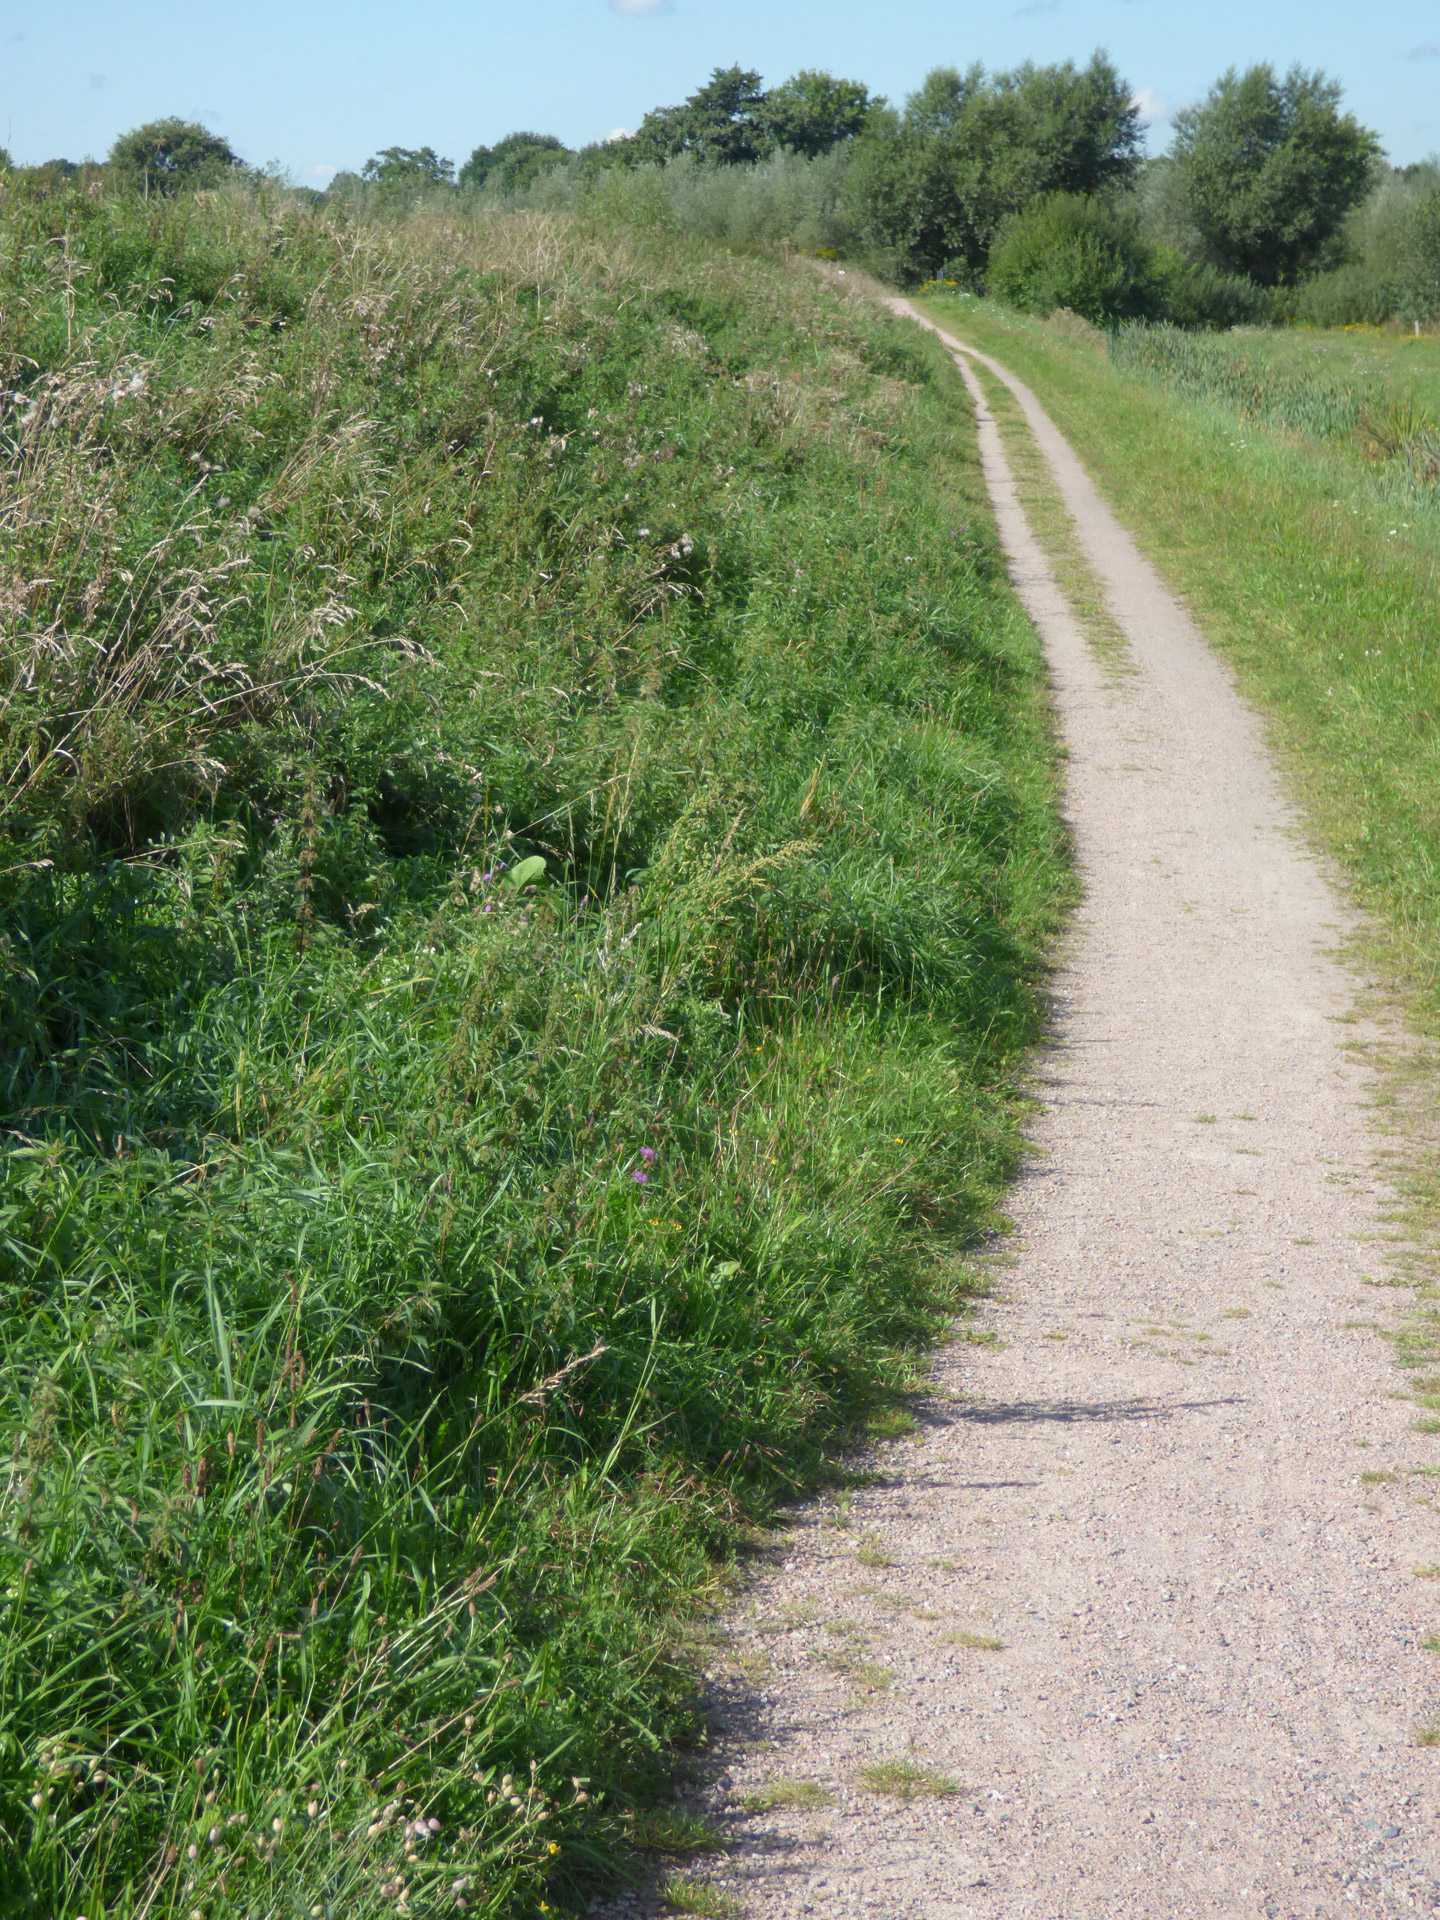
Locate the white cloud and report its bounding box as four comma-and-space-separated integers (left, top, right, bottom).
1408, 41, 1440, 60
306, 164, 338, 181
610, 0, 672, 13
1131, 87, 1169, 124
606, 128, 632, 143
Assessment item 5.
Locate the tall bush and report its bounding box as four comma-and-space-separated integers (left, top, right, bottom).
988, 192, 1159, 323
1287, 263, 1397, 327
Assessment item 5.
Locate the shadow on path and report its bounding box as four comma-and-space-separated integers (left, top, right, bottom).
951, 1395, 1243, 1426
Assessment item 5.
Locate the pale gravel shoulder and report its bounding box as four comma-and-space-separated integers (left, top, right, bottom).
587, 305, 1440, 1920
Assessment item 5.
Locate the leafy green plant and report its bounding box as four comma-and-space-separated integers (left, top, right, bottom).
658, 1878, 742, 1918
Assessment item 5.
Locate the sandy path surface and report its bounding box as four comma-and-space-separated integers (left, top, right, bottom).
634, 309, 1440, 1920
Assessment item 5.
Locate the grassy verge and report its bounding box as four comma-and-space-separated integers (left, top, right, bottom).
959, 355, 1132, 676
914, 290, 1440, 1318
0, 186, 1070, 1918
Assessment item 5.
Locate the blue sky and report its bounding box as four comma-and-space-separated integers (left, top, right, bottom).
4, 0, 1437, 180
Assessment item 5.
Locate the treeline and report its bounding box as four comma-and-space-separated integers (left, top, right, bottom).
8, 55, 1440, 330
331, 57, 1440, 329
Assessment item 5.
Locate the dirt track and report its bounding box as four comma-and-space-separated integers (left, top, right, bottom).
657, 308, 1440, 1919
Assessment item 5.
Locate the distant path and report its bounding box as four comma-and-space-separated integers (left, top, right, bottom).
681, 306, 1440, 1918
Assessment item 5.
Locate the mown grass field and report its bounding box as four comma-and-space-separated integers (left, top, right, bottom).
0, 186, 1071, 1918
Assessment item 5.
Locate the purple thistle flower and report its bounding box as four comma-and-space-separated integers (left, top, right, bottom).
640, 1146, 656, 1162
630, 1169, 649, 1185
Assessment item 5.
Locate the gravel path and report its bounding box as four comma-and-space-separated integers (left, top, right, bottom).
627, 310, 1440, 1920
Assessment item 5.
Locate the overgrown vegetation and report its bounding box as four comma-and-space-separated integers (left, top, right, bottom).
1107, 322, 1440, 491
17, 47, 1436, 333
0, 180, 1069, 1916
988, 192, 1162, 326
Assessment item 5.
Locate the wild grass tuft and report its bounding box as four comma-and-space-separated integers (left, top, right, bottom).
854, 1533, 896, 1568
738, 1778, 835, 1814
657, 1877, 743, 1918
855, 1759, 961, 1799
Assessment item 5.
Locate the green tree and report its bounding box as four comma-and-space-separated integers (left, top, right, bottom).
846, 53, 1142, 282
458, 133, 570, 194
108, 119, 242, 195
1398, 190, 1440, 324
361, 146, 454, 192
760, 71, 874, 158
1169, 65, 1380, 285
631, 66, 770, 167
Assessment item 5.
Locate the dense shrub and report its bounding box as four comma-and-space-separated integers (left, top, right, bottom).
988, 191, 1159, 323
1287, 263, 1397, 326
1343, 161, 1440, 278
1155, 254, 1273, 329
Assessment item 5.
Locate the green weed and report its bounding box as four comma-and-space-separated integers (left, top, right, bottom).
854, 1534, 896, 1568
630, 1808, 728, 1854
825, 1655, 894, 1692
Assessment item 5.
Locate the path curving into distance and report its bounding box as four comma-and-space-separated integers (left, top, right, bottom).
690, 306, 1440, 1919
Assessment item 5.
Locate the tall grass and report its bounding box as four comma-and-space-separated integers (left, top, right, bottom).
0, 184, 1068, 1916
1108, 322, 1370, 438
1108, 320, 1440, 498
472, 149, 854, 257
